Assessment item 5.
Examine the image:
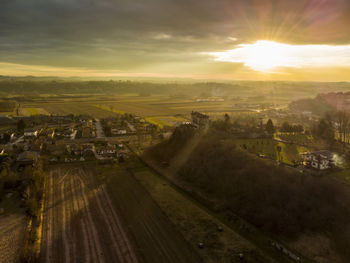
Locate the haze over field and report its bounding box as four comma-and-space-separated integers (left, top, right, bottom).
1, 0, 350, 81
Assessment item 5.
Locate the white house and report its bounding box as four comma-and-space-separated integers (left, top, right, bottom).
301, 151, 335, 170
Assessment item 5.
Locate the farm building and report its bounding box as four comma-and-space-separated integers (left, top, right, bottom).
191, 111, 209, 128
301, 151, 335, 170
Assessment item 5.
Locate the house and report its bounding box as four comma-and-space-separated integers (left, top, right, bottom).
96, 145, 116, 158
191, 111, 209, 128
24, 128, 38, 138
111, 129, 127, 135
10, 133, 17, 141
301, 151, 335, 170
301, 111, 312, 119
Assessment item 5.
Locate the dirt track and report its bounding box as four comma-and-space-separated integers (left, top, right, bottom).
41, 166, 139, 263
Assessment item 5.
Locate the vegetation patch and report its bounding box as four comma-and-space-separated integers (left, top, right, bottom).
94, 104, 126, 115
145, 116, 188, 128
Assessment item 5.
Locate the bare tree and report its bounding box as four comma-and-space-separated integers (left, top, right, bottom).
336, 111, 350, 148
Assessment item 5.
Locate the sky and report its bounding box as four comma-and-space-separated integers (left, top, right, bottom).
1, 0, 350, 81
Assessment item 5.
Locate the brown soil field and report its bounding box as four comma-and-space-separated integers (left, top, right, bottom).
41, 164, 200, 263
40, 166, 138, 263
0, 214, 26, 263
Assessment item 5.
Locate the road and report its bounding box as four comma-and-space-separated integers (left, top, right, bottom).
11, 135, 24, 145
40, 166, 138, 263
95, 119, 105, 139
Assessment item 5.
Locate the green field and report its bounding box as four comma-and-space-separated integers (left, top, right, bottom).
145, 115, 189, 128
14, 94, 267, 119
276, 133, 314, 146
233, 138, 309, 165
94, 104, 126, 115
19, 107, 46, 116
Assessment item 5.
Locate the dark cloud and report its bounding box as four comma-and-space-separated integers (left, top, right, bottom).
1, 0, 350, 72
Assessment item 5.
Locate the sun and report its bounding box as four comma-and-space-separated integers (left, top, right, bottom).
207, 40, 350, 74
243, 41, 288, 72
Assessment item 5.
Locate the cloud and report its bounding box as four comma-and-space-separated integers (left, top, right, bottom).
153, 33, 172, 40
227, 37, 238, 42
1, 0, 350, 80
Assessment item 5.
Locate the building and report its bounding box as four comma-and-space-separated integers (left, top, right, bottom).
111, 129, 127, 135
24, 128, 38, 138
301, 151, 335, 170
96, 145, 116, 158
191, 111, 209, 128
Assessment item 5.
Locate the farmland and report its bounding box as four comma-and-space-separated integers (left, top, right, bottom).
20, 107, 49, 116
41, 165, 139, 263
3, 80, 345, 125
41, 163, 200, 263
0, 89, 282, 121
2, 94, 262, 127
0, 214, 26, 263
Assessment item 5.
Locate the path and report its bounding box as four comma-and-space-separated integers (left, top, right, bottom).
95, 119, 106, 139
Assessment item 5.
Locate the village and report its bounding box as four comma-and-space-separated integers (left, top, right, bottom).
0, 114, 159, 169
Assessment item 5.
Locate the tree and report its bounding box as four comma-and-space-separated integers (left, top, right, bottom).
224, 113, 230, 123
336, 111, 350, 147
276, 145, 282, 162
266, 119, 275, 135
312, 116, 334, 144
293, 124, 304, 133
344, 150, 350, 164
280, 122, 291, 132
17, 119, 26, 132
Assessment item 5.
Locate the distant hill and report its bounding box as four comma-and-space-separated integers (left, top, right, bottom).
1, 78, 350, 100
289, 95, 336, 116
